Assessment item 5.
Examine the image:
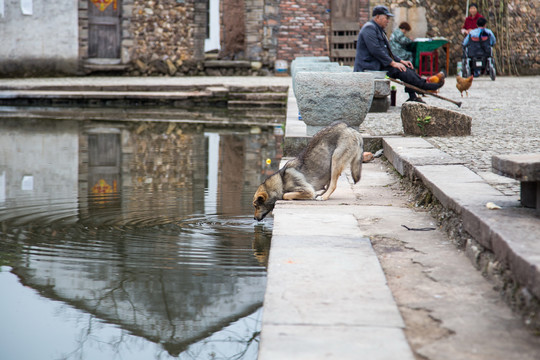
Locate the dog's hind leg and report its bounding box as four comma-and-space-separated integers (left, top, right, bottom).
283, 189, 316, 200
319, 155, 346, 201
350, 148, 363, 184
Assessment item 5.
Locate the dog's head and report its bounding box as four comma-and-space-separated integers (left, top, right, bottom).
253, 184, 277, 221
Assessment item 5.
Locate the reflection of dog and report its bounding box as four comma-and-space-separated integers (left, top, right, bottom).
253, 122, 363, 221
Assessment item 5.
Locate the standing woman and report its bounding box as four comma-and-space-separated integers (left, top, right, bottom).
389, 22, 414, 63
461, 3, 484, 35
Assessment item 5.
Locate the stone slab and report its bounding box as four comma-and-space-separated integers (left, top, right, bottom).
492, 154, 540, 210
492, 153, 540, 181
262, 234, 405, 327
259, 325, 414, 360
382, 134, 540, 317
414, 164, 512, 213
383, 138, 464, 179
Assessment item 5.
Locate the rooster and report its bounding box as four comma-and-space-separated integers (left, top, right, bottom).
456, 75, 473, 97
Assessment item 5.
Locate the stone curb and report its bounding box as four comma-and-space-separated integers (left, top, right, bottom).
383, 137, 540, 299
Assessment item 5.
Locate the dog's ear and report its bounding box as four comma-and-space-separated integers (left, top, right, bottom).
256, 191, 268, 204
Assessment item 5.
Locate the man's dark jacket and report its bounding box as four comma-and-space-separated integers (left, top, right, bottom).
353, 20, 402, 72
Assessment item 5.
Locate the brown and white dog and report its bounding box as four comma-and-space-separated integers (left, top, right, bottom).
253, 122, 364, 221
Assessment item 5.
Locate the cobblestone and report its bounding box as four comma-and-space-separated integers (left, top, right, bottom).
359, 76, 540, 196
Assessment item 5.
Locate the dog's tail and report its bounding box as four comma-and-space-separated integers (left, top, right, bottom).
350, 135, 363, 184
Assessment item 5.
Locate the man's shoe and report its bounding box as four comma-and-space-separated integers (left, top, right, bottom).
406, 97, 426, 104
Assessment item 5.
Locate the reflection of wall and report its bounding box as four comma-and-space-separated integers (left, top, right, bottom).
213, 130, 282, 216
0, 119, 78, 205
242, 130, 282, 212
126, 122, 207, 217
218, 134, 245, 215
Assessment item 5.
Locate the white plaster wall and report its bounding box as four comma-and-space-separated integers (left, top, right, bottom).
0, 0, 78, 63
390, 6, 427, 40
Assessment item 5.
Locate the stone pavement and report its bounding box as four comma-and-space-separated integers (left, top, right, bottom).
259, 76, 540, 359
360, 76, 540, 196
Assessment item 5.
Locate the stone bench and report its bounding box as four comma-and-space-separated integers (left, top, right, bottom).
492, 153, 540, 213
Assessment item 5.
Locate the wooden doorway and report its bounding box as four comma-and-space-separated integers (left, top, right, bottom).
88, 0, 122, 59
330, 0, 360, 65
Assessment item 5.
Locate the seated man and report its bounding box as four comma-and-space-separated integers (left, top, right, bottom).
463, 17, 496, 77
353, 5, 444, 103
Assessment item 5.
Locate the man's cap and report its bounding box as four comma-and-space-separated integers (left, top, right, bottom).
372, 5, 394, 17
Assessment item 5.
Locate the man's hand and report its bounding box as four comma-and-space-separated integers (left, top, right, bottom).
401, 60, 413, 69
390, 61, 407, 72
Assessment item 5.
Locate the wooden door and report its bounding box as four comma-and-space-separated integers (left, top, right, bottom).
88, 0, 122, 59
330, 0, 360, 65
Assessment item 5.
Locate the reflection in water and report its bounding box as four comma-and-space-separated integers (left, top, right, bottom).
0, 118, 281, 359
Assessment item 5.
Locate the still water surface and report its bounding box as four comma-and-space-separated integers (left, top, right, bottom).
0, 118, 281, 359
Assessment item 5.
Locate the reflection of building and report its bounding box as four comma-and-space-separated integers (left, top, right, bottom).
0, 118, 277, 355
12, 225, 266, 356
0, 119, 79, 221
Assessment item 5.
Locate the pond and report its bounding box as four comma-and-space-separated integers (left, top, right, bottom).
0, 118, 282, 359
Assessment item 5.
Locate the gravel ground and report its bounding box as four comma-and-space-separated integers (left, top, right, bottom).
360, 76, 540, 196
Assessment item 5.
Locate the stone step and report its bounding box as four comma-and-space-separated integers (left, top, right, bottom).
228, 85, 289, 93
0, 84, 215, 92
229, 92, 287, 101
228, 100, 287, 109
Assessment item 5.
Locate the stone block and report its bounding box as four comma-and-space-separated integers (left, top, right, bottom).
295, 72, 375, 136
401, 102, 472, 136
291, 62, 348, 95
373, 79, 390, 97
369, 97, 390, 113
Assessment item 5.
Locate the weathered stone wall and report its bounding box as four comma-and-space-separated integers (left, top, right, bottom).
500, 0, 539, 75
383, 0, 539, 75
129, 0, 203, 76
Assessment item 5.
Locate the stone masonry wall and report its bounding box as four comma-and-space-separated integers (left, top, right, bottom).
129, 0, 205, 76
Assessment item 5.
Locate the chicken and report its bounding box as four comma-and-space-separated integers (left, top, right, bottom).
456, 75, 473, 97
427, 72, 445, 84
425, 71, 446, 94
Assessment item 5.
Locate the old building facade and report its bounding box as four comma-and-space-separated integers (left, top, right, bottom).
0, 0, 537, 76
